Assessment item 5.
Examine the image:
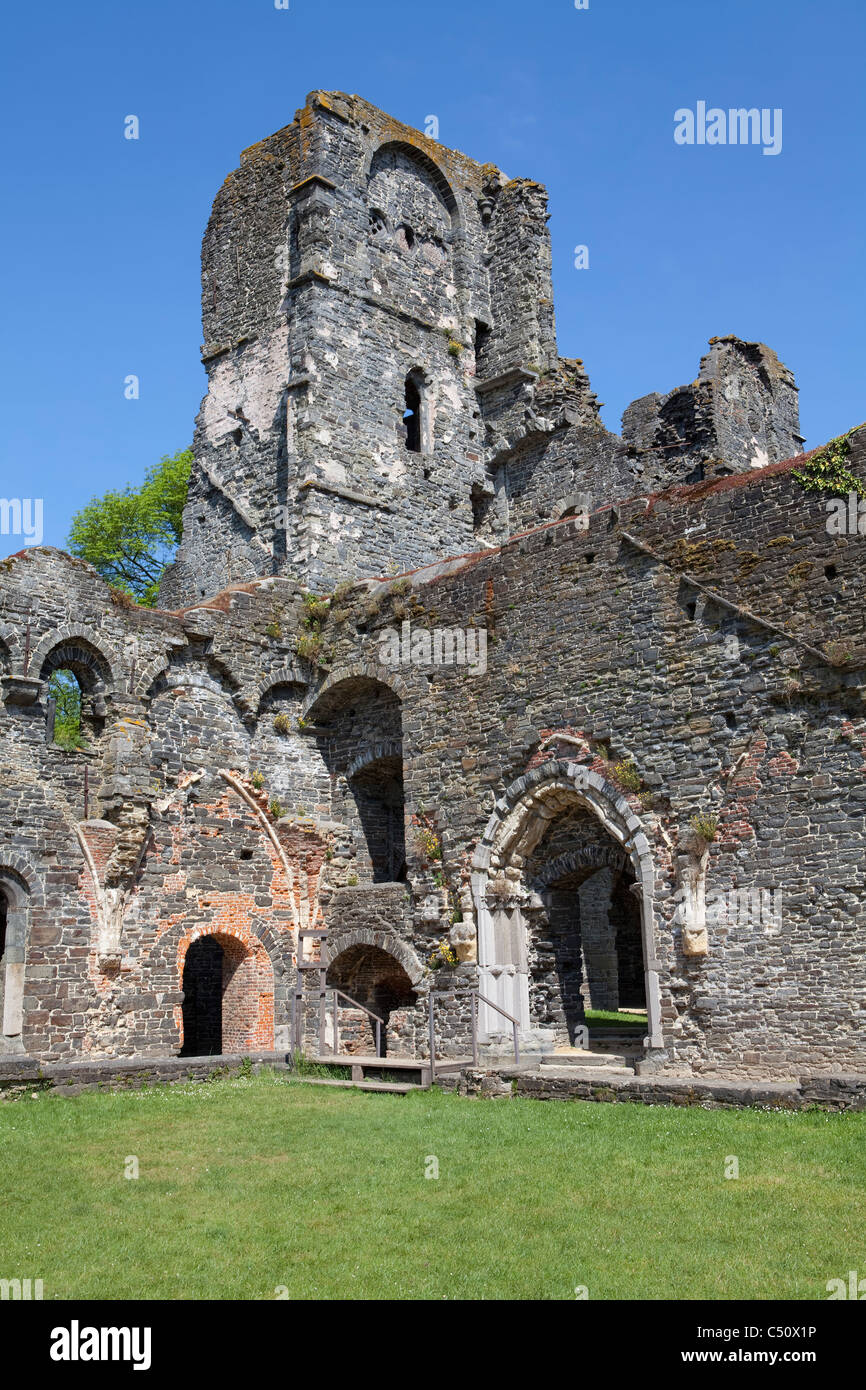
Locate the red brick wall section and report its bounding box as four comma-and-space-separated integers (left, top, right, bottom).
177, 923, 274, 1052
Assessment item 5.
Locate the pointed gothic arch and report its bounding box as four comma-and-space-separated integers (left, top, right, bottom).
470, 760, 663, 1051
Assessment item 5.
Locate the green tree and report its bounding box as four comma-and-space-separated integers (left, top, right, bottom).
68, 449, 192, 606
49, 670, 83, 750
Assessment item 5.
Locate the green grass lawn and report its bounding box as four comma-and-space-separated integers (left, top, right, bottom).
585, 1009, 647, 1028
1, 1073, 863, 1300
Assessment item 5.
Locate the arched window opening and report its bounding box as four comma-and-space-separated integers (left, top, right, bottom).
39, 638, 111, 750
48, 669, 84, 750
474, 318, 491, 372
403, 370, 431, 455
369, 207, 388, 236
0, 889, 7, 961
471, 482, 489, 532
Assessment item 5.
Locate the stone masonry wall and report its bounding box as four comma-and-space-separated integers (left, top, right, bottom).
0, 95, 858, 1085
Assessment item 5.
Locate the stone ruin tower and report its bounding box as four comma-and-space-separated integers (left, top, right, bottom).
160, 90, 804, 605
7, 90, 863, 1094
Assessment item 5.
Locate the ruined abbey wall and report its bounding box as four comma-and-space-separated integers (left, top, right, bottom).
1, 427, 864, 1075
1, 94, 862, 1083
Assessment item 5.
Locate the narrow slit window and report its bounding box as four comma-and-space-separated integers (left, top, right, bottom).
404, 374, 423, 453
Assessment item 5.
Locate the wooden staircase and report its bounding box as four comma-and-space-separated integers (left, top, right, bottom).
291, 931, 504, 1094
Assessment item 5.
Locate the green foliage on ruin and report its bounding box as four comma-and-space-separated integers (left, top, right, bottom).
690, 812, 719, 844
49, 669, 83, 750
67, 448, 193, 606
295, 591, 333, 666
612, 758, 642, 793
792, 425, 865, 500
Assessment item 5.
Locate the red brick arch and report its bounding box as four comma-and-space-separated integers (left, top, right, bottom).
177, 922, 274, 1053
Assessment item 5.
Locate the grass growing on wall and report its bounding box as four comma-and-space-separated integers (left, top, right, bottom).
0, 1073, 863, 1300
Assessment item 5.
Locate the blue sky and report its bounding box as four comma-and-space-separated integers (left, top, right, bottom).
2, 0, 863, 549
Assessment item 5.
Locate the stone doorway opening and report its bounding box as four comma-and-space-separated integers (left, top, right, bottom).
180, 932, 274, 1056
538, 862, 646, 1044
474, 762, 661, 1052
325, 943, 417, 1056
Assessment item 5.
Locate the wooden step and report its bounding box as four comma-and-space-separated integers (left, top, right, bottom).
314, 1055, 430, 1086
296, 1076, 423, 1094
313, 1054, 474, 1085
313, 1054, 424, 1069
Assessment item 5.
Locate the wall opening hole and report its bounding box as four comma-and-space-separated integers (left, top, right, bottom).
369, 208, 387, 235
474, 319, 491, 369
48, 669, 84, 750
404, 375, 422, 452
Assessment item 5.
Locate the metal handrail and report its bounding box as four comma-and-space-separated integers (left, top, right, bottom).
473, 991, 520, 1067
325, 988, 385, 1058
332, 988, 385, 1026
474, 992, 519, 1027
428, 988, 521, 1074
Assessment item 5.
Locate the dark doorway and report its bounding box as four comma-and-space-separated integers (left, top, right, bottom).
181, 936, 224, 1056
349, 755, 407, 882
610, 875, 646, 1009
0, 889, 7, 959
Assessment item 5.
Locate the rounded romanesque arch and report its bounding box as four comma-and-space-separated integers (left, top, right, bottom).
29, 626, 120, 694
323, 931, 424, 1058
366, 140, 461, 227
238, 663, 308, 720
470, 760, 662, 1050
346, 740, 403, 781
302, 663, 412, 721
530, 844, 629, 889
553, 492, 593, 523
0, 855, 40, 1054
177, 920, 276, 1055
322, 927, 423, 986
137, 647, 248, 714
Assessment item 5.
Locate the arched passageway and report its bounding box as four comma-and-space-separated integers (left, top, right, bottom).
303, 676, 406, 884
325, 944, 417, 1056
0, 871, 29, 1052
180, 932, 274, 1056
473, 762, 661, 1050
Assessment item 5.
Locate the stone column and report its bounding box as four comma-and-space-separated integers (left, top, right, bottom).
577, 868, 620, 1012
